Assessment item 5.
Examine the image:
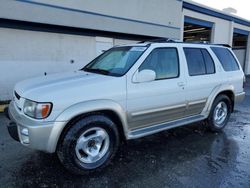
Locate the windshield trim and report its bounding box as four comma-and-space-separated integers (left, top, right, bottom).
83, 67, 122, 77
81, 45, 148, 77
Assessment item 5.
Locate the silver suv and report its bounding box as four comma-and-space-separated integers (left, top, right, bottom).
5, 40, 245, 174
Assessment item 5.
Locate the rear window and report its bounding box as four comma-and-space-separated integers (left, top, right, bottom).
183, 48, 215, 76
211, 47, 239, 71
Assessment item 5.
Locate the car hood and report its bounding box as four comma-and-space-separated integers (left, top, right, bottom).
14, 71, 125, 102
15, 71, 93, 96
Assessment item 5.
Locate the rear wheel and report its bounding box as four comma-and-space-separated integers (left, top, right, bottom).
207, 95, 232, 132
57, 114, 119, 175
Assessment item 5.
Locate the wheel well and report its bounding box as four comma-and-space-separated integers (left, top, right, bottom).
216, 90, 235, 112
56, 110, 126, 151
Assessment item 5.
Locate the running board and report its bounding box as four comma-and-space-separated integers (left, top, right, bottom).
128, 115, 205, 139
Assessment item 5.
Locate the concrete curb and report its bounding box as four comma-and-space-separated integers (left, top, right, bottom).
0, 105, 8, 113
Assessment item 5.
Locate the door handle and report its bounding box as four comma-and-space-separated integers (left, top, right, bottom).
177, 82, 185, 87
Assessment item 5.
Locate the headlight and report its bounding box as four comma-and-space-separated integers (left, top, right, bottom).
23, 99, 52, 119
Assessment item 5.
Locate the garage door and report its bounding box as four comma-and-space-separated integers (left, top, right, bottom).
184, 17, 213, 43
232, 28, 249, 72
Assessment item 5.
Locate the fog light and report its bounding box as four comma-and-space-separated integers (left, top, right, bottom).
22, 136, 30, 144
21, 128, 29, 136
22, 136, 29, 144
20, 128, 29, 144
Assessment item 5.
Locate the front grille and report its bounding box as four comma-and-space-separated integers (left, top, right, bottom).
14, 91, 20, 100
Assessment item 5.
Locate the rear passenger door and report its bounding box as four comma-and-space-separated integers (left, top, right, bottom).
182, 47, 220, 117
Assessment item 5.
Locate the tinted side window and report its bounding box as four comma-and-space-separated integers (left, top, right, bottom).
201, 49, 215, 74
211, 47, 239, 71
139, 48, 179, 80
184, 48, 206, 76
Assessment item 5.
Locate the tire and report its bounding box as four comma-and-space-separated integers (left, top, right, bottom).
207, 95, 232, 132
57, 114, 120, 175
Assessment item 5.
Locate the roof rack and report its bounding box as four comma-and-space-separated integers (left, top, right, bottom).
137, 38, 179, 44
137, 38, 232, 48
190, 41, 209, 44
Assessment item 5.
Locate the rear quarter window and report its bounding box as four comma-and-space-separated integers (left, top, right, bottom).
211, 47, 239, 71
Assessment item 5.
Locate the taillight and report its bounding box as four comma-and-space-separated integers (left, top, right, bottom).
243, 76, 246, 89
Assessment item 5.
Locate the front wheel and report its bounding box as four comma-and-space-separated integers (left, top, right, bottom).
57, 114, 120, 175
207, 95, 232, 132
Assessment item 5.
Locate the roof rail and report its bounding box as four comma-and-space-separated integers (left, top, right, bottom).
190, 41, 209, 44
214, 44, 232, 48
137, 38, 179, 44
137, 38, 232, 48
188, 42, 231, 48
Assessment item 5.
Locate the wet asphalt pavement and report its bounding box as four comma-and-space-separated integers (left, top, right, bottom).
1, 82, 250, 188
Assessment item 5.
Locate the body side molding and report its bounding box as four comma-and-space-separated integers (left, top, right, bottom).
128, 114, 205, 139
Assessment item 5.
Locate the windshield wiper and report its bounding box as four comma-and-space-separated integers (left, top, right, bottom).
83, 68, 110, 75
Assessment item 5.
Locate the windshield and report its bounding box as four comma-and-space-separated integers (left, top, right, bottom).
82, 46, 147, 76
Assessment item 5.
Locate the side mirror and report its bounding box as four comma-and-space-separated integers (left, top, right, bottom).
133, 69, 156, 83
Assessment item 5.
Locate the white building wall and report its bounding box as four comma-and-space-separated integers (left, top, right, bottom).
114, 39, 139, 46
234, 23, 250, 33
0, 28, 99, 100
0, 0, 182, 39
30, 0, 181, 28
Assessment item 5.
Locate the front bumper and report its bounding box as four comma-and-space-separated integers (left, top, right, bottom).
4, 106, 19, 141
5, 101, 66, 153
